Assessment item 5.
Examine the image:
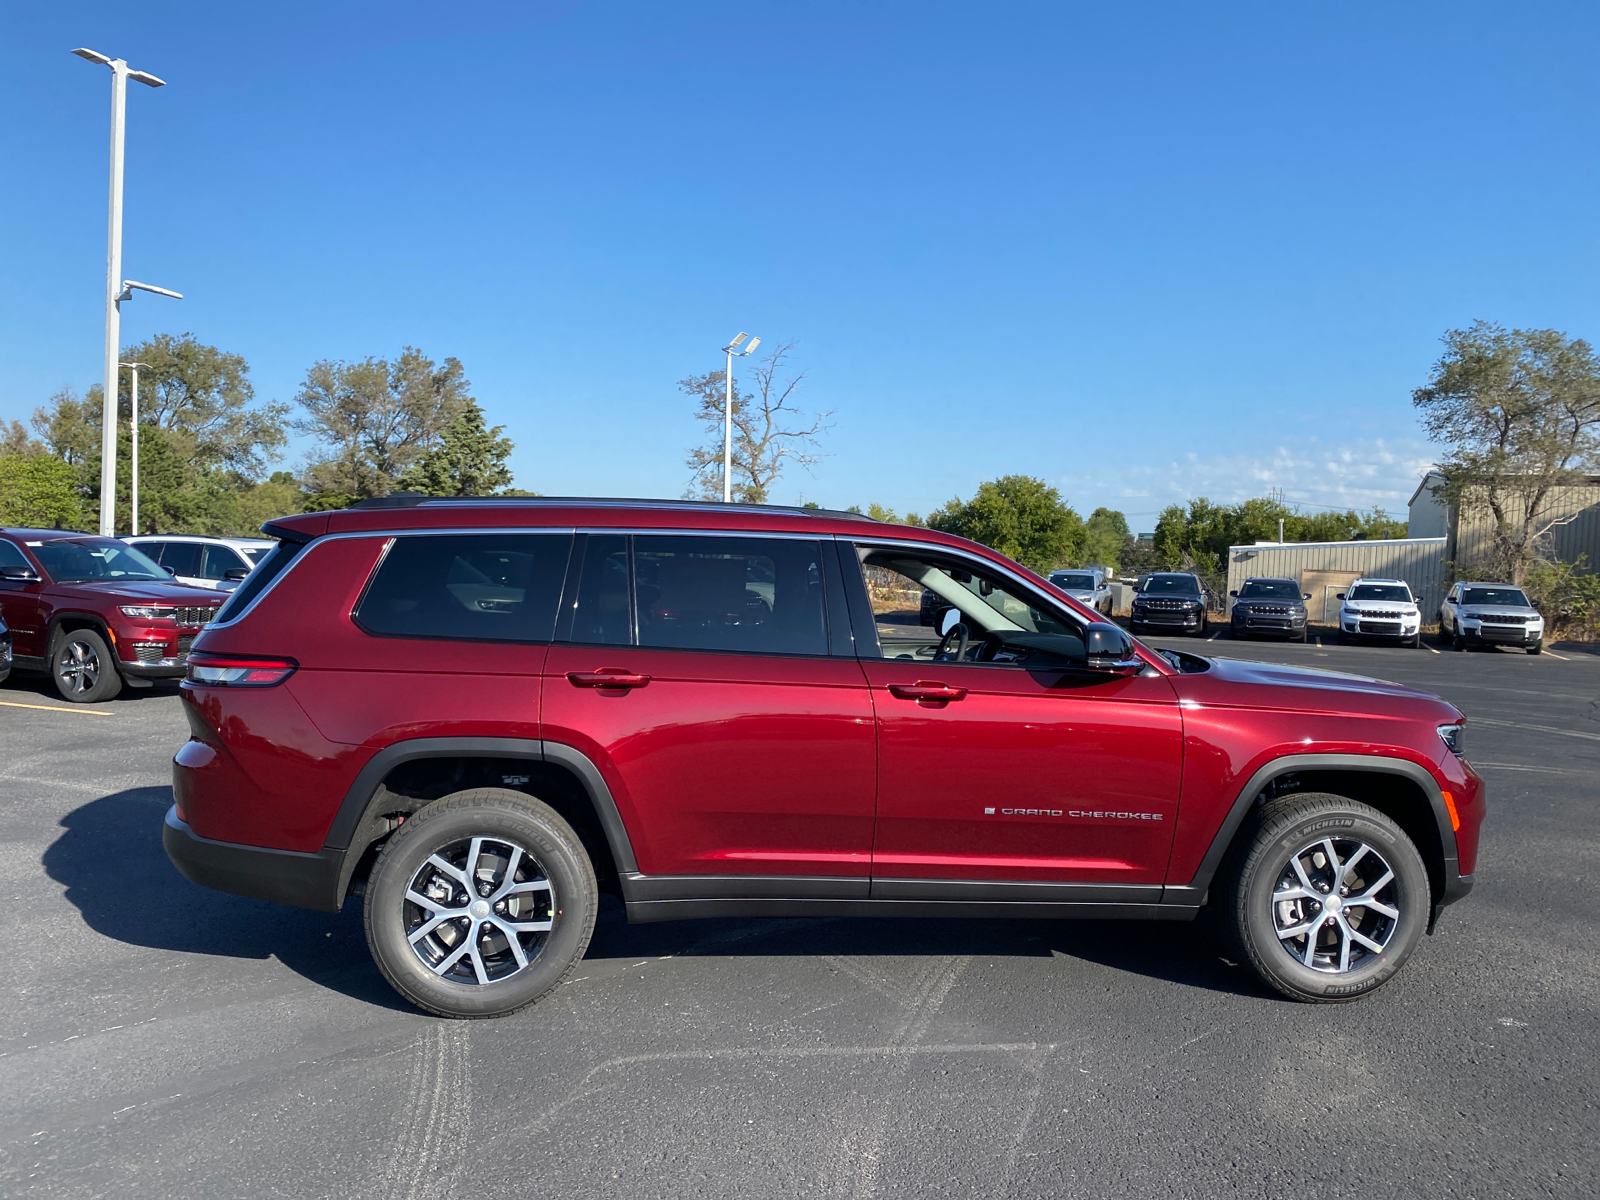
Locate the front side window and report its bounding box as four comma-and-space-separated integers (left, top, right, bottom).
861, 548, 1084, 665
0, 540, 33, 573
1461, 587, 1529, 607
27, 538, 167, 583
1141, 575, 1201, 595
634, 536, 827, 656
201, 545, 247, 581
355, 534, 573, 643
1347, 584, 1412, 603
1237, 579, 1301, 599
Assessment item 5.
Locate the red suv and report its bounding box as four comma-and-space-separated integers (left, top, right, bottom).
0, 529, 226, 702
163, 499, 1483, 1017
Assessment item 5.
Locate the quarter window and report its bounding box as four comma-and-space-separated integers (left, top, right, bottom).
355, 534, 573, 643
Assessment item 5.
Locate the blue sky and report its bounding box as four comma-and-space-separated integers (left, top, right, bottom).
4, 2, 1598, 527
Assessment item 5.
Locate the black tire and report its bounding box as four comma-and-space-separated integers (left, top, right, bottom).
50, 627, 123, 703
1294, 627, 1309, 643
1218, 792, 1430, 1003
1408, 633, 1421, 649
1528, 641, 1543, 655
364, 787, 597, 1019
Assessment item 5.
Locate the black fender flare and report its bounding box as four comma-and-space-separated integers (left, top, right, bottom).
324, 736, 639, 905
1162, 753, 1464, 908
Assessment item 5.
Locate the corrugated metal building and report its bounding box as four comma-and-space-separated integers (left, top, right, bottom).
1410, 470, 1600, 575
1225, 538, 1449, 624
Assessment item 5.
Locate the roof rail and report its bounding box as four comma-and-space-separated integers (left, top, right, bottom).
345, 494, 878, 521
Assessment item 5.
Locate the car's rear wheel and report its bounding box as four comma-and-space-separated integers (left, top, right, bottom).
50, 628, 122, 703
364, 788, 597, 1018
1219, 793, 1429, 1002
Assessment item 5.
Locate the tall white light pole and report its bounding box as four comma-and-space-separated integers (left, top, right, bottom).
73, 47, 169, 535
121, 362, 150, 535
720, 332, 760, 503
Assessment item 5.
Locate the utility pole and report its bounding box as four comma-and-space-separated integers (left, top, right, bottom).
121, 362, 150, 534
72, 48, 171, 535
719, 332, 760, 502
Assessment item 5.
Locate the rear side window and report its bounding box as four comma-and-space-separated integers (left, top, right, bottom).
634, 535, 827, 656
356, 534, 574, 643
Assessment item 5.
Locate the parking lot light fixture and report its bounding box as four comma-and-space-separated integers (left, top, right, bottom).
73, 47, 169, 536
720, 332, 760, 503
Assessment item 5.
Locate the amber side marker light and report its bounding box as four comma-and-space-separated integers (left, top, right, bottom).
1442, 789, 1461, 832
184, 653, 297, 687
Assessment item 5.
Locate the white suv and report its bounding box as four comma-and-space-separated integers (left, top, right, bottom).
124, 536, 274, 592
1440, 582, 1545, 654
1047, 567, 1112, 614
1337, 578, 1422, 648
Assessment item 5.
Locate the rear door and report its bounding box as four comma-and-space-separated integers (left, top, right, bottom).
542, 532, 875, 882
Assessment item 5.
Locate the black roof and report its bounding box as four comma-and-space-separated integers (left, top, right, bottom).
347, 492, 877, 522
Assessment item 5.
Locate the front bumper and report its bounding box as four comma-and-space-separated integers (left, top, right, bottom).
1131, 610, 1205, 629
1458, 622, 1543, 645
163, 806, 345, 912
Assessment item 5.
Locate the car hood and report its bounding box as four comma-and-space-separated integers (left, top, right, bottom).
1182, 654, 1449, 705
1341, 598, 1417, 611
48, 580, 227, 605
1462, 605, 1538, 618
1064, 588, 1100, 601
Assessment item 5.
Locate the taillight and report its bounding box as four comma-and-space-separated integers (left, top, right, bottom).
184, 652, 297, 687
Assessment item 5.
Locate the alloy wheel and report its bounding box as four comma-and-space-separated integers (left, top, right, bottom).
56, 638, 101, 696
1271, 836, 1400, 974
403, 835, 555, 986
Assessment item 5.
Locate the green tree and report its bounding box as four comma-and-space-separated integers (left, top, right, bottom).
1081, 507, 1130, 572
1153, 496, 1407, 573
396, 400, 516, 496
0, 455, 82, 528
683, 343, 831, 503
928, 475, 1083, 572
296, 348, 475, 501
2, 419, 42, 456
1413, 321, 1600, 582
236, 471, 306, 532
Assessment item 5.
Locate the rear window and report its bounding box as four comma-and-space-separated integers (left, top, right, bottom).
355, 534, 574, 643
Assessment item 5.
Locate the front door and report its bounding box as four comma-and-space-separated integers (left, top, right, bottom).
542, 533, 876, 881
852, 545, 1183, 888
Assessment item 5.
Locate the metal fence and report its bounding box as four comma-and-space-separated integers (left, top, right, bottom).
1224, 538, 1450, 623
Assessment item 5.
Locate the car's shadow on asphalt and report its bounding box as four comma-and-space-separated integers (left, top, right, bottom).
44, 785, 412, 1013
583, 896, 1273, 1001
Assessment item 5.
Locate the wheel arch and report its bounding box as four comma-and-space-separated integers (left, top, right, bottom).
47, 611, 116, 650
326, 737, 637, 908
1168, 754, 1459, 921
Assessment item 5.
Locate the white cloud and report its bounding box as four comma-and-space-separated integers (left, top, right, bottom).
1065, 437, 1438, 519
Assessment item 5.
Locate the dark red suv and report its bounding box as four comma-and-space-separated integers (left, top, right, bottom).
163, 499, 1483, 1017
0, 529, 225, 702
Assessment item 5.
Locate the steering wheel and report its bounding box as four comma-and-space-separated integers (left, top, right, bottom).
972, 631, 1006, 663
933, 621, 971, 663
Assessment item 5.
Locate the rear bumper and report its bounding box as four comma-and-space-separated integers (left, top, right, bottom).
163, 805, 345, 912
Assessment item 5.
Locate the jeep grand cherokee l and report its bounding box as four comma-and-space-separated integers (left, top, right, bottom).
164, 498, 1483, 1017
0, 529, 225, 702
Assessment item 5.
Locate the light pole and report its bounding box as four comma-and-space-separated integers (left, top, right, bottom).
719, 332, 760, 503
72, 47, 171, 536
121, 362, 150, 535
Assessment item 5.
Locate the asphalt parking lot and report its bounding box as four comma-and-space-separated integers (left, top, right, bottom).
1, 635, 1596, 1198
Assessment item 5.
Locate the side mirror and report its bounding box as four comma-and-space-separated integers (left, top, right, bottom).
0, 565, 40, 582
1228, 589, 1238, 597
1302, 592, 1311, 600
224, 567, 249, 581
164, 565, 178, 577
938, 607, 963, 637
1083, 622, 1141, 676
1336, 592, 1345, 600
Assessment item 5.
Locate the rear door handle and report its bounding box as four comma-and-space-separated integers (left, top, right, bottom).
887, 681, 968, 703
567, 669, 652, 689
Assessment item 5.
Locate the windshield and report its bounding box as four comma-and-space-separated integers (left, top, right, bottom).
1141, 575, 1200, 595
27, 538, 168, 584
1348, 584, 1411, 603
1051, 573, 1096, 590
1462, 587, 1529, 607
240, 547, 268, 565
1238, 580, 1301, 599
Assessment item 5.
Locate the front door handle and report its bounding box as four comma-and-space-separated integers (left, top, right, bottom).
567, 669, 652, 689
887, 681, 968, 703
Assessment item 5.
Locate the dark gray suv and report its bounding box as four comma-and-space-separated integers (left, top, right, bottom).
1229, 577, 1310, 642
1130, 572, 1207, 637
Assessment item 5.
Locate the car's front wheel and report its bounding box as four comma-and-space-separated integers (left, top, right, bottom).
50, 628, 123, 703
1219, 793, 1429, 1002
364, 788, 597, 1018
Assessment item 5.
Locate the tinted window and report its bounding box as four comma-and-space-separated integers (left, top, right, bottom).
1141, 575, 1200, 595
1238, 579, 1301, 599
1462, 587, 1529, 607
240, 547, 268, 565
160, 541, 201, 577
1051, 573, 1096, 590
356, 534, 573, 643
1348, 584, 1411, 603
214, 540, 300, 623
570, 534, 631, 645
201, 544, 247, 580
0, 540, 32, 572
634, 535, 827, 656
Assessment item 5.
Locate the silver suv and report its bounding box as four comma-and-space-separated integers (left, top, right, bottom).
1047, 567, 1112, 614
1440, 582, 1545, 654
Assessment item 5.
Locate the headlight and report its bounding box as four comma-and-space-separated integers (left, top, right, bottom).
1438, 723, 1465, 756
120, 605, 174, 619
